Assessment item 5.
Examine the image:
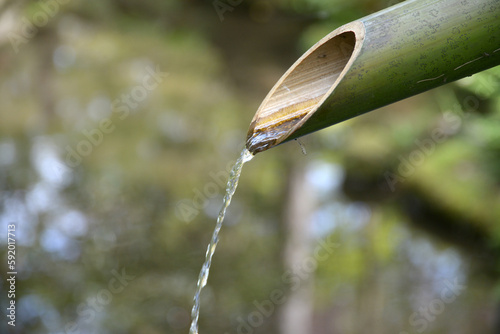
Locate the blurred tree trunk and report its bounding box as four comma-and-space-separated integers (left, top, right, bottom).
36, 27, 58, 128
279, 161, 315, 334
355, 222, 385, 334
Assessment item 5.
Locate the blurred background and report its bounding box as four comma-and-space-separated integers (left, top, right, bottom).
1, 0, 500, 333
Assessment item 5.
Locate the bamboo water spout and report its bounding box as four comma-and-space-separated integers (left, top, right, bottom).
246, 0, 500, 154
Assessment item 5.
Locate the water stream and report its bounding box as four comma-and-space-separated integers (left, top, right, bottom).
189, 147, 254, 334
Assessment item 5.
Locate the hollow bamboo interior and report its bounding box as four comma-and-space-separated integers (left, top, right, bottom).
246, 22, 365, 153
246, 0, 500, 155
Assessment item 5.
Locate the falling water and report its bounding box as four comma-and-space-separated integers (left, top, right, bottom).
189, 147, 254, 334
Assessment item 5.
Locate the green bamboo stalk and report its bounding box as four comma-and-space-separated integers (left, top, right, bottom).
246, 0, 500, 154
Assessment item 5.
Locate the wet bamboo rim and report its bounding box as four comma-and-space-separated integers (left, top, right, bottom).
246, 21, 365, 154
245, 0, 500, 155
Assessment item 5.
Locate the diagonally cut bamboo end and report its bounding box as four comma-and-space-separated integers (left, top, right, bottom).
246, 21, 365, 154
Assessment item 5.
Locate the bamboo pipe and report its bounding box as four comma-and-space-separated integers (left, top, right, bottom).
246, 0, 500, 154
